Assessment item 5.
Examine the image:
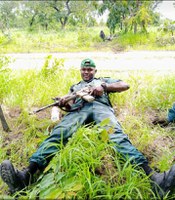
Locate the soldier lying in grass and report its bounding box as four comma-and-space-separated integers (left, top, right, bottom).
1, 58, 175, 198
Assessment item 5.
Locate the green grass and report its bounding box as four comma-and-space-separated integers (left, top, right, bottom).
25, 125, 154, 200
0, 56, 175, 199
0, 26, 175, 53
116, 31, 175, 51
0, 27, 110, 53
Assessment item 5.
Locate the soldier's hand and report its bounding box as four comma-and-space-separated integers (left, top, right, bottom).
58, 95, 72, 110
58, 97, 66, 107
58, 95, 70, 107
89, 86, 104, 97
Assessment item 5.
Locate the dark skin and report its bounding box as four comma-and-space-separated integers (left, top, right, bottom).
59, 67, 130, 107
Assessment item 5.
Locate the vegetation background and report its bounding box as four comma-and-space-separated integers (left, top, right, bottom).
0, 0, 175, 199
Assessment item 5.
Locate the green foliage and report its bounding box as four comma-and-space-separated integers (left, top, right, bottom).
40, 55, 65, 78
4, 57, 80, 108
98, 0, 160, 35
0, 26, 175, 53
0, 34, 8, 44
158, 19, 175, 36
156, 36, 175, 47
0, 56, 12, 101
92, 34, 102, 43
0, 1, 98, 31
77, 29, 91, 48
116, 32, 153, 47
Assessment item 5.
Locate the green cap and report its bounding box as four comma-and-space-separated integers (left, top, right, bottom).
81, 58, 96, 68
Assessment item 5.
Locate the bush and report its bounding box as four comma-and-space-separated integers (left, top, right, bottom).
0, 56, 12, 100
0, 35, 7, 45
156, 36, 175, 47
77, 30, 91, 47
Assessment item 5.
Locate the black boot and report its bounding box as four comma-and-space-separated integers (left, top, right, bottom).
150, 164, 175, 198
0, 160, 32, 194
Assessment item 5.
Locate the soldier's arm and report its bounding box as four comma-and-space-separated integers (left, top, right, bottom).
102, 81, 130, 93
89, 81, 129, 97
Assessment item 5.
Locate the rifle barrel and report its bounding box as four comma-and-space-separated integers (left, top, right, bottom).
33, 102, 59, 114
32, 94, 77, 114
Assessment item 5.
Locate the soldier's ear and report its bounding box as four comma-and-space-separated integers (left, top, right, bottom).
95, 69, 97, 73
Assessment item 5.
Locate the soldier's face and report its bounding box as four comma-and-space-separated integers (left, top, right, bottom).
80, 67, 97, 81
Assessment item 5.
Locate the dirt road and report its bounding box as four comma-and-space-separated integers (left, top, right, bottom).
6, 50, 175, 73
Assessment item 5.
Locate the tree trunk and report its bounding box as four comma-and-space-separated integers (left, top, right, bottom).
134, 22, 137, 34
141, 20, 147, 33
45, 23, 48, 31
0, 105, 11, 132
29, 13, 37, 27
120, 22, 123, 31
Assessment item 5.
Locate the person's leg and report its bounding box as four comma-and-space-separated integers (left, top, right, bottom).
0, 107, 91, 193
29, 110, 88, 169
167, 103, 175, 122
93, 102, 175, 197
93, 102, 148, 165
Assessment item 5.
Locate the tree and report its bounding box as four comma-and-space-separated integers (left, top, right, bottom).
0, 1, 99, 31
19, 1, 53, 30
127, 1, 161, 33
0, 1, 18, 38
98, 0, 162, 35
160, 19, 175, 36
48, 0, 71, 29
98, 0, 126, 35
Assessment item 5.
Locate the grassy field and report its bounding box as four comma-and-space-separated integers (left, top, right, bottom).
0, 55, 175, 199
0, 25, 175, 198
0, 26, 175, 53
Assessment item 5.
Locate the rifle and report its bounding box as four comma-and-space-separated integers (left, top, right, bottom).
31, 86, 95, 114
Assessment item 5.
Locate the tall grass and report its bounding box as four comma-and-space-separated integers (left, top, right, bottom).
0, 27, 110, 53
114, 32, 175, 51
0, 26, 175, 53
17, 125, 154, 200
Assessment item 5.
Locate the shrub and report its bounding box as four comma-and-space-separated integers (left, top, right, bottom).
77, 30, 91, 47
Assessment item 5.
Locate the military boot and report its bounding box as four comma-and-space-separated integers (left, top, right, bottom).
0, 160, 32, 194
150, 164, 175, 198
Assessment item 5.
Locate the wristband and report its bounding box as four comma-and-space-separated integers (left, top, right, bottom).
101, 82, 107, 92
